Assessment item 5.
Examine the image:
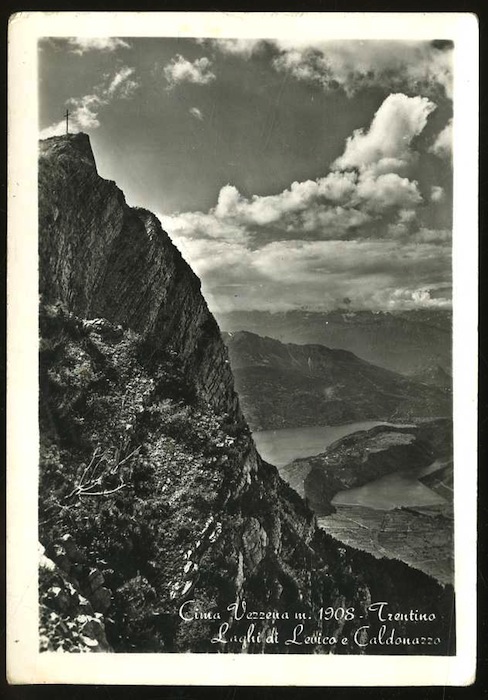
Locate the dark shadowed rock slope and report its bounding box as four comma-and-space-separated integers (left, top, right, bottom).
38, 134, 454, 655
223, 331, 451, 431
217, 309, 452, 377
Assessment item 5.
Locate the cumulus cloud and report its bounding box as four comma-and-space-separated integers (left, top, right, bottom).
164, 193, 373, 245
387, 208, 418, 238
39, 66, 139, 137
208, 39, 453, 99
412, 227, 451, 245
160, 209, 251, 245
189, 107, 204, 121
164, 55, 216, 88
202, 38, 265, 58
270, 40, 453, 99
105, 66, 138, 98
355, 172, 422, 213
430, 185, 445, 202
388, 284, 451, 309
162, 94, 435, 245
171, 94, 430, 243
160, 92, 450, 312
429, 119, 452, 158
65, 37, 131, 54
333, 94, 436, 174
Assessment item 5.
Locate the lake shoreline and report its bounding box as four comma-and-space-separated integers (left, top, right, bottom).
253, 420, 453, 586
253, 420, 412, 468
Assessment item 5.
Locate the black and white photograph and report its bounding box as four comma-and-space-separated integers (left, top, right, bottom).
7, 11, 478, 686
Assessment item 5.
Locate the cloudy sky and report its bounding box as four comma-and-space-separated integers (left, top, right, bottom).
39, 36, 453, 313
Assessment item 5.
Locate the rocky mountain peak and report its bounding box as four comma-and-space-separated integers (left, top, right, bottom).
39, 132, 98, 169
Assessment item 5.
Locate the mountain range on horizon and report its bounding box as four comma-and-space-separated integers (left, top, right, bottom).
216, 309, 452, 377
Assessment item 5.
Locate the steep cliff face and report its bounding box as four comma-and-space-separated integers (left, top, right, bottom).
39, 134, 238, 418
38, 134, 455, 655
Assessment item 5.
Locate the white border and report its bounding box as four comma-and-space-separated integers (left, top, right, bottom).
7, 11, 478, 686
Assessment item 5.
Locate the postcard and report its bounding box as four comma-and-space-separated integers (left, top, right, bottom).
7, 11, 478, 686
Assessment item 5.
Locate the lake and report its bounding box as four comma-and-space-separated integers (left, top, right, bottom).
331, 468, 446, 510
252, 421, 388, 468
253, 423, 447, 511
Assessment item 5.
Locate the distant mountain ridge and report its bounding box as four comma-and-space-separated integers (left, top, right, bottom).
223, 330, 451, 431
217, 309, 452, 376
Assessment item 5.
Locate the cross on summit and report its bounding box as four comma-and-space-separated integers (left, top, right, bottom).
65, 109, 69, 134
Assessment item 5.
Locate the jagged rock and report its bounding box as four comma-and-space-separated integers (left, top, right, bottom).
59, 533, 84, 562
50, 542, 71, 574
91, 586, 112, 614
38, 542, 56, 572
82, 318, 123, 340
87, 567, 104, 594
38, 544, 112, 653
241, 518, 266, 571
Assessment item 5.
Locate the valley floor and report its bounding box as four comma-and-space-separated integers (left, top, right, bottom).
318, 503, 453, 586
